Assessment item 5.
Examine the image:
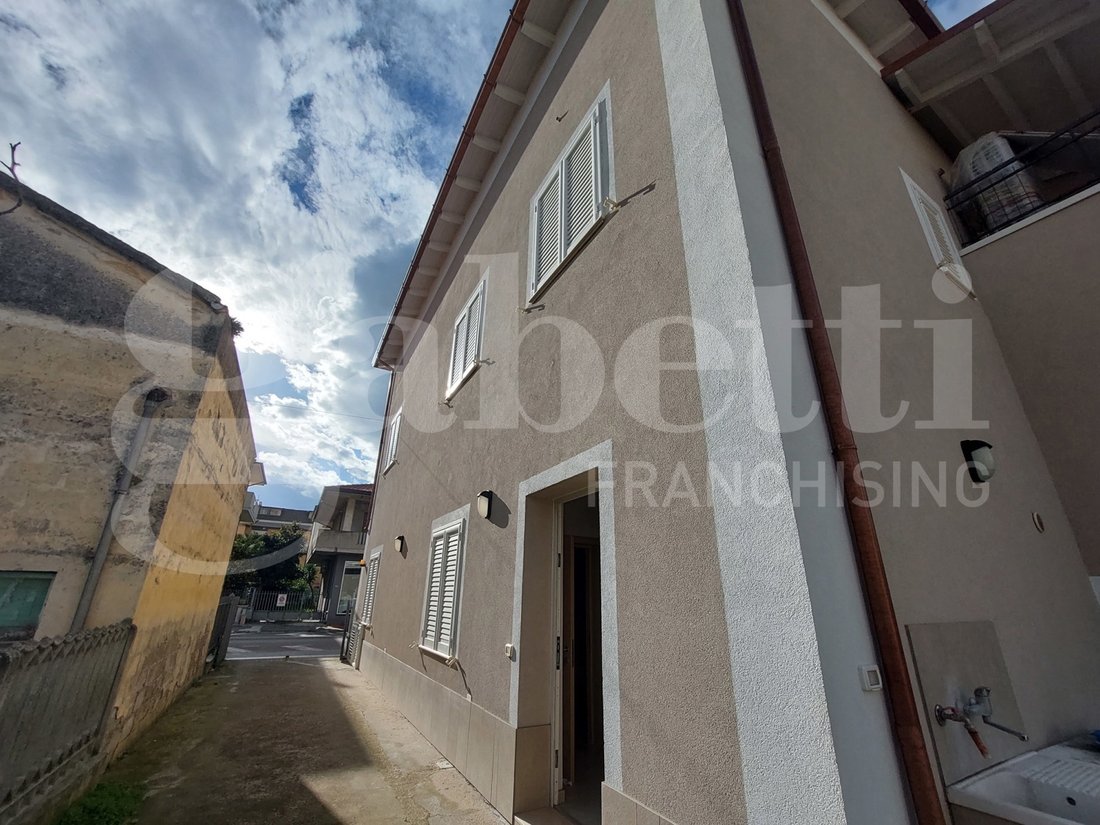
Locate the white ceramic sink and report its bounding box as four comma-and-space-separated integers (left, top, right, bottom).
949, 744, 1100, 825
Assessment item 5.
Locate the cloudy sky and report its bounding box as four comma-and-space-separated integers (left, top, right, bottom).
0, 0, 987, 510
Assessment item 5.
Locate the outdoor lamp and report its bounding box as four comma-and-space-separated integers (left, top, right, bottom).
961, 440, 995, 483
394, 535, 405, 554
358, 558, 367, 567
476, 490, 493, 520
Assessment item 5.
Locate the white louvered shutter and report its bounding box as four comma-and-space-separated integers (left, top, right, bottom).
464, 286, 483, 370
905, 174, 962, 266
423, 533, 444, 647
564, 122, 597, 250
437, 528, 462, 655
918, 191, 961, 266
447, 283, 486, 391
363, 556, 379, 626
450, 312, 468, 387
387, 414, 401, 466
534, 174, 562, 287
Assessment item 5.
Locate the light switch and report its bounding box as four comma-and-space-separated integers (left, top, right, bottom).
859, 664, 883, 692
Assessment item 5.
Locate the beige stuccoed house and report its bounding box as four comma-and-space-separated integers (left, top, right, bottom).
307, 483, 375, 627
353, 1, 1100, 824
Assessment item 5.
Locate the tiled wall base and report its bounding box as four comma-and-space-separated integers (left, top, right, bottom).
602, 783, 678, 825
358, 645, 681, 825
359, 643, 549, 821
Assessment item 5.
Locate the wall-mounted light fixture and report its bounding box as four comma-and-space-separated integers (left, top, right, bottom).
394, 535, 405, 554
358, 558, 367, 567
961, 440, 995, 483
477, 490, 494, 520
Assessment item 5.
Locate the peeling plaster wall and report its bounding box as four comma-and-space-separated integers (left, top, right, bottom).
0, 186, 253, 752
0, 188, 212, 636
105, 330, 254, 751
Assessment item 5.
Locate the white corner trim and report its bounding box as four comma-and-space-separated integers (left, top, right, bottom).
655, 1, 846, 823
509, 439, 622, 790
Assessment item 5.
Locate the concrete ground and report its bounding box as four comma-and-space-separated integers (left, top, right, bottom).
98, 658, 506, 824
226, 626, 343, 660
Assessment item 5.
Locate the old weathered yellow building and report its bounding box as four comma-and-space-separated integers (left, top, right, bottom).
0, 173, 259, 750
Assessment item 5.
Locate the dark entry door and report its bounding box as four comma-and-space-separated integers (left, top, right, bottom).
559, 534, 603, 823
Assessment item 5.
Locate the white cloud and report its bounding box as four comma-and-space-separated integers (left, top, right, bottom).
0, 0, 509, 504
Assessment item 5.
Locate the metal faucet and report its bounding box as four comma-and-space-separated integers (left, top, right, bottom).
968, 686, 1029, 742
935, 703, 990, 758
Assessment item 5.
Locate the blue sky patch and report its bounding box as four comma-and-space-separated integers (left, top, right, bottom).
278, 91, 321, 213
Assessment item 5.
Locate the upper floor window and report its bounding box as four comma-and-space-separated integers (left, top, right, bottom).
529, 87, 614, 300
420, 519, 466, 657
447, 280, 486, 397
383, 411, 401, 472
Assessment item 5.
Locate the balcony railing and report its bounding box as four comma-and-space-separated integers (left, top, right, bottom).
946, 108, 1100, 246
313, 530, 367, 552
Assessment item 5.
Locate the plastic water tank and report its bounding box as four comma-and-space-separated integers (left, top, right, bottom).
952, 133, 1044, 234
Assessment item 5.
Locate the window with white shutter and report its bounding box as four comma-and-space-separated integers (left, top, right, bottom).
534, 174, 562, 285
565, 123, 597, 247
903, 171, 962, 266
383, 410, 401, 472
420, 519, 466, 656
362, 551, 381, 628
529, 88, 613, 299
447, 280, 486, 396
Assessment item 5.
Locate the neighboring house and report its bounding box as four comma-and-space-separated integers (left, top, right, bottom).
0, 174, 260, 751
356, 1, 1100, 824
236, 487, 267, 535
248, 503, 313, 535
306, 483, 373, 627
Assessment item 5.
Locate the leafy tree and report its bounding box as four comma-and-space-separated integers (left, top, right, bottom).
223, 524, 312, 595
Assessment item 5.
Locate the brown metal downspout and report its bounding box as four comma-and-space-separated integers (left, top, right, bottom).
71, 387, 170, 633
721, 2, 946, 824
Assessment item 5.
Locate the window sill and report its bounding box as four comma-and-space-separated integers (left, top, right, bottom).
445, 363, 480, 401
528, 215, 608, 305
417, 643, 456, 664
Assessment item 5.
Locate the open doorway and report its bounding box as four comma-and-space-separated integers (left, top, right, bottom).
556, 494, 603, 825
